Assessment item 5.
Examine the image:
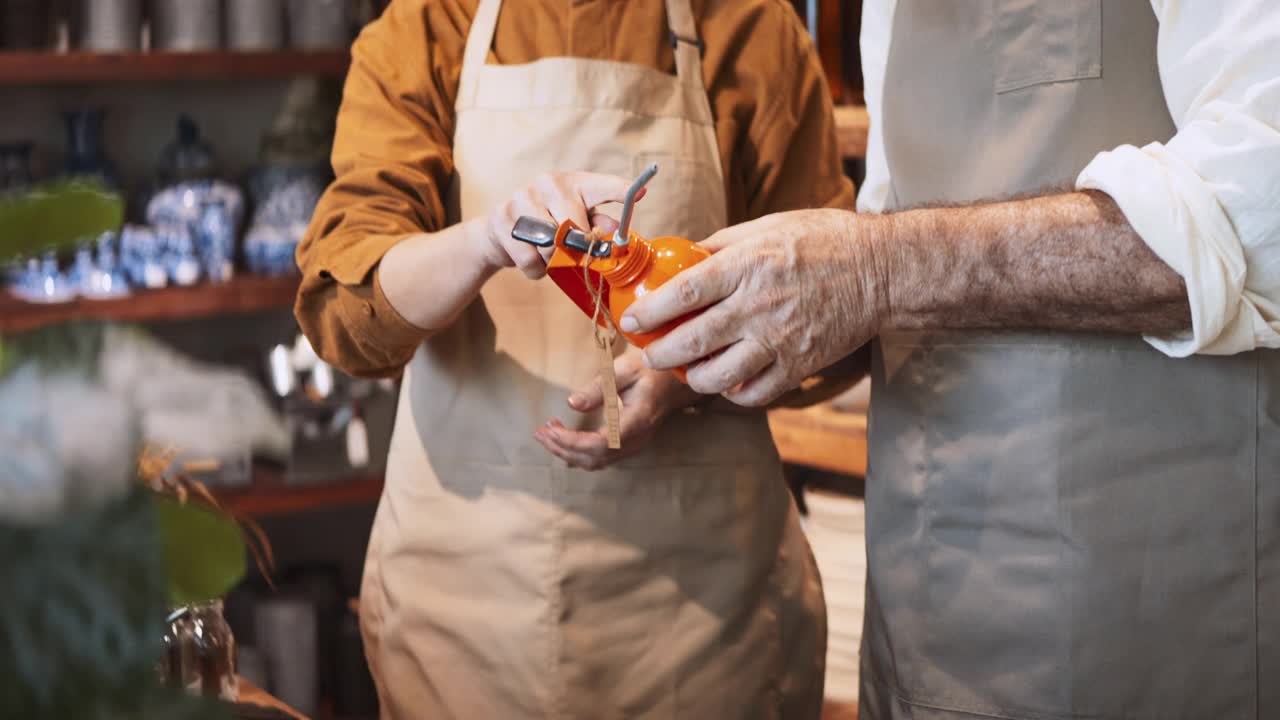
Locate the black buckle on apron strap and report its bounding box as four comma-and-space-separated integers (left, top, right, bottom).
669, 30, 705, 55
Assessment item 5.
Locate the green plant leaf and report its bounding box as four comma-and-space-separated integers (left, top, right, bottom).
0, 180, 124, 264
152, 495, 247, 608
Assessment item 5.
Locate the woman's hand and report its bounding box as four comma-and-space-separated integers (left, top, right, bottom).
478, 171, 639, 278
380, 170, 638, 334
533, 347, 703, 470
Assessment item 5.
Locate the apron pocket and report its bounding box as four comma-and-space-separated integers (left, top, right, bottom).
994, 0, 1101, 93
914, 340, 1072, 717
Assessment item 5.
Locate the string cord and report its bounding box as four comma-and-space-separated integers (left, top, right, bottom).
582, 228, 623, 449
582, 228, 620, 349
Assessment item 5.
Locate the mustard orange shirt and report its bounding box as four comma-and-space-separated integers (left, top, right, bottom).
297, 0, 855, 378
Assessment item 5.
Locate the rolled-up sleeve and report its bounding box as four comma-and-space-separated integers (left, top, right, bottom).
1076, 0, 1280, 356
294, 1, 464, 378
737, 8, 855, 217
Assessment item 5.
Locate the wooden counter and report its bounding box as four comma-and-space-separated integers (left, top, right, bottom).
237, 678, 308, 720
768, 403, 867, 478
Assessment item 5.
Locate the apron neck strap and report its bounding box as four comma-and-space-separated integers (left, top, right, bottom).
664, 0, 705, 92
458, 0, 708, 106
458, 0, 503, 109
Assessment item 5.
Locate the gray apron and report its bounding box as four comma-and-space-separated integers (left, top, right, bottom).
861, 2, 1280, 719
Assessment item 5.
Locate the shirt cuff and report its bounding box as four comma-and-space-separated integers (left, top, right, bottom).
371, 266, 431, 352
1076, 143, 1252, 356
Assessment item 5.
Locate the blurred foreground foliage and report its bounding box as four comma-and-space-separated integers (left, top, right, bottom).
0, 180, 124, 264
0, 322, 241, 719
0, 489, 228, 719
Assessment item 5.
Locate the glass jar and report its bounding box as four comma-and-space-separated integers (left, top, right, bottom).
158, 599, 239, 702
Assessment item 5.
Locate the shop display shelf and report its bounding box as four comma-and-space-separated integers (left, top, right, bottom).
0, 274, 301, 333
0, 49, 350, 85
216, 464, 384, 518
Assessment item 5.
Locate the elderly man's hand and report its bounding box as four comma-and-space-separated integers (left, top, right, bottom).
619, 209, 887, 407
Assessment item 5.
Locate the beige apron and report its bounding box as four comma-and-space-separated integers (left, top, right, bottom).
861, 3, 1280, 719
358, 1, 826, 717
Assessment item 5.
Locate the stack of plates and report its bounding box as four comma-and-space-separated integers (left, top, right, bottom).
803, 489, 867, 703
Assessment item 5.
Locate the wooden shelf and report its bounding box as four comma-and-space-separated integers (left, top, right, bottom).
216, 465, 383, 518
834, 105, 870, 159
0, 273, 300, 333
768, 403, 867, 478
0, 50, 350, 85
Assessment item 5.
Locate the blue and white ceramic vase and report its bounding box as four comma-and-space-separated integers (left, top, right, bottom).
63, 109, 119, 189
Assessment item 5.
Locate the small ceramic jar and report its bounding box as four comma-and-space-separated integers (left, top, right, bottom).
227, 0, 285, 50
154, 0, 221, 51
81, 0, 143, 52
287, 0, 351, 49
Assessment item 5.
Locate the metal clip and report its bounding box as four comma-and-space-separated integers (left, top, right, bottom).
511, 216, 614, 257
668, 30, 706, 55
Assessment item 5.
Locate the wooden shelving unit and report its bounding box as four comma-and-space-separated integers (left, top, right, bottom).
0, 274, 300, 333
834, 105, 870, 159
0, 49, 350, 85
216, 464, 384, 518
769, 403, 868, 478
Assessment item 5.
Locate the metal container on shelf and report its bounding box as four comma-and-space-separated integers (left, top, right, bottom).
154, 0, 221, 51
286, 0, 351, 50
227, 0, 285, 51
82, 0, 143, 52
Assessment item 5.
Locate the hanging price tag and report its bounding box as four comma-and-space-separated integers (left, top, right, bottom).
598, 340, 622, 450
584, 226, 622, 450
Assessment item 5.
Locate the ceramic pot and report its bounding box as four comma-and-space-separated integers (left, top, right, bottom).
156, 114, 219, 185
154, 0, 221, 51
63, 109, 119, 189
81, 0, 142, 51
287, 0, 350, 49
227, 0, 285, 50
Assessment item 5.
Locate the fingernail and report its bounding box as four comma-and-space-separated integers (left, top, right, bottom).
568, 394, 584, 408
545, 420, 556, 428
620, 315, 639, 333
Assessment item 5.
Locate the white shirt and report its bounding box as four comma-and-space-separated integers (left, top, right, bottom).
857, 0, 1280, 357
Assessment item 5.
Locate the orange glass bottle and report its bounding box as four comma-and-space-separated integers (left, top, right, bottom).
515, 214, 708, 380
591, 233, 710, 349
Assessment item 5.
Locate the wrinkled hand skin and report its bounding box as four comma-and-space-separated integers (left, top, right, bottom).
625, 209, 889, 407
533, 346, 703, 470
623, 191, 1191, 408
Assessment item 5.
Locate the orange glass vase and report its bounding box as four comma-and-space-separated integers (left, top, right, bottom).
541, 220, 709, 379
